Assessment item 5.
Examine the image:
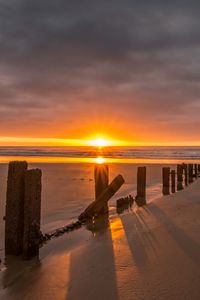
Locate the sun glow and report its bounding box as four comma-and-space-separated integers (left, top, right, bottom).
95, 156, 106, 164
88, 137, 112, 147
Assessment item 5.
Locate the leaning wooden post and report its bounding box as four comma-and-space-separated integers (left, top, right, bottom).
79, 174, 124, 220
177, 164, 183, 191
94, 164, 109, 213
188, 164, 193, 183
171, 170, 176, 193
5, 161, 28, 255
23, 169, 42, 260
135, 167, 146, 206
194, 164, 198, 179
162, 167, 170, 195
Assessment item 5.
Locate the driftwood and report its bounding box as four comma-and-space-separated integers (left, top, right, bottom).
79, 174, 125, 221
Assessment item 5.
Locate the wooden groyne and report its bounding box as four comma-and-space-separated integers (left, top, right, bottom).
2, 160, 200, 262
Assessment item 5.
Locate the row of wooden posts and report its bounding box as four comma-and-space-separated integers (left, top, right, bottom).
162, 163, 200, 195
3, 161, 199, 260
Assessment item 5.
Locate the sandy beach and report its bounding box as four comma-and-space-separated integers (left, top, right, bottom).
1, 162, 200, 299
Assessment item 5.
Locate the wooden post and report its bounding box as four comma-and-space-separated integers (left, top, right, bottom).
177, 164, 183, 191
177, 164, 183, 182
94, 164, 109, 214
162, 167, 170, 195
79, 174, 124, 220
5, 161, 28, 255
198, 164, 200, 174
23, 169, 42, 260
194, 164, 198, 179
182, 164, 188, 186
171, 170, 176, 193
188, 164, 193, 183
135, 167, 146, 206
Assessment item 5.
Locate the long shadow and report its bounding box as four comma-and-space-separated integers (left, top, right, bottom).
147, 203, 200, 263
66, 216, 120, 300
120, 211, 158, 267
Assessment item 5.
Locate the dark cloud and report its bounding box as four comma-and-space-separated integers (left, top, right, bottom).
0, 0, 200, 141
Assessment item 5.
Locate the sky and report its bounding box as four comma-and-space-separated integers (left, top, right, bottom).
1, 0, 200, 146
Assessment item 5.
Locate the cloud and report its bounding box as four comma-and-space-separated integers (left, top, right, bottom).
0, 0, 200, 142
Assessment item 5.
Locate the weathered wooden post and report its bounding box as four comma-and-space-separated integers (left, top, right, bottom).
94, 164, 109, 213
162, 167, 170, 195
5, 161, 28, 255
194, 164, 198, 179
171, 170, 176, 193
23, 169, 42, 260
177, 164, 183, 191
135, 167, 146, 206
182, 163, 188, 186
79, 174, 124, 220
188, 164, 193, 183
198, 164, 200, 174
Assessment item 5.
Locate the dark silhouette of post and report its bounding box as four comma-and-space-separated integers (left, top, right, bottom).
23, 169, 42, 259
5, 161, 28, 255
177, 164, 183, 191
188, 164, 193, 183
194, 164, 198, 179
198, 164, 200, 174
94, 164, 109, 214
182, 163, 188, 186
135, 167, 146, 206
162, 167, 170, 195
171, 170, 176, 193
79, 174, 124, 220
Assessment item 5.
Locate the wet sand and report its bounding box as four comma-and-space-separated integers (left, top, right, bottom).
1, 163, 200, 299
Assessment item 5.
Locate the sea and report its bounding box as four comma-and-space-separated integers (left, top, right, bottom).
0, 146, 200, 162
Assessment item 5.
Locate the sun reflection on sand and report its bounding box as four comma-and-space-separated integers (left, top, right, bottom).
110, 217, 137, 298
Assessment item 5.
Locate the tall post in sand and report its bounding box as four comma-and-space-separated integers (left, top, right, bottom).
182, 164, 188, 186
162, 167, 170, 195
194, 164, 198, 179
136, 167, 146, 206
23, 169, 42, 260
94, 164, 109, 213
5, 161, 28, 255
177, 164, 183, 191
188, 164, 193, 183
171, 170, 176, 193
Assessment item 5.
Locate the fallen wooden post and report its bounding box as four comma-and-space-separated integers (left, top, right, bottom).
23, 169, 42, 260
162, 167, 170, 195
79, 174, 125, 221
5, 161, 28, 255
94, 164, 109, 214
135, 167, 146, 206
171, 170, 176, 193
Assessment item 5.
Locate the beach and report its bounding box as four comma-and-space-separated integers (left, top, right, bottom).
0, 162, 200, 299
0, 158, 200, 299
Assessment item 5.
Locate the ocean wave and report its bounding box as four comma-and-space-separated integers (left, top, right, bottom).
1, 146, 200, 160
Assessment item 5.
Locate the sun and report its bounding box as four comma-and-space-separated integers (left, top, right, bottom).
88, 137, 111, 147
